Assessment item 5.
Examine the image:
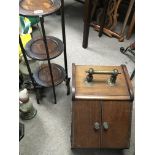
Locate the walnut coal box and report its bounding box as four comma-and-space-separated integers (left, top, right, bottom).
71, 64, 134, 149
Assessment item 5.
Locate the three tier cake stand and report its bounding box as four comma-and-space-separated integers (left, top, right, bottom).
19, 0, 70, 104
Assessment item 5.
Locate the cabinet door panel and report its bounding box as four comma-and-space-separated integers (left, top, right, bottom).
72, 100, 101, 148
101, 101, 132, 148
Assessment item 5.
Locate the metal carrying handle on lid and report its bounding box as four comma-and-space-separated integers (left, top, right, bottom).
85, 68, 121, 86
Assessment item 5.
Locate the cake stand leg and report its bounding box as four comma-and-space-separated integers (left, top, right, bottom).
19, 35, 40, 104
66, 77, 70, 95
40, 16, 57, 104
61, 0, 71, 94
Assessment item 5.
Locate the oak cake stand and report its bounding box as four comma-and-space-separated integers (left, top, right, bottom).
19, 0, 70, 104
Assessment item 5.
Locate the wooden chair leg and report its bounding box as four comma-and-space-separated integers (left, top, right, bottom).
98, 0, 109, 37
120, 0, 135, 37
82, 0, 92, 48
126, 11, 135, 40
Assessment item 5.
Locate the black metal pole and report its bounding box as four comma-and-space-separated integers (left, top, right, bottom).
60, 0, 70, 95
130, 69, 135, 80
39, 16, 57, 104
61, 0, 68, 78
19, 35, 40, 104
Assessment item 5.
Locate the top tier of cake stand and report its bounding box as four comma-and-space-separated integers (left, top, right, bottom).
19, 0, 61, 17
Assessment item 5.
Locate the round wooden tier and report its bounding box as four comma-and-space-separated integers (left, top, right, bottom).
25, 36, 64, 60
33, 63, 65, 87
19, 0, 61, 17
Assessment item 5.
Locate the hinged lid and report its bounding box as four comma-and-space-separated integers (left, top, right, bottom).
72, 64, 134, 101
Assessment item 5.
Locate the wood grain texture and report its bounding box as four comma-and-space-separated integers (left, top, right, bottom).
33, 63, 65, 87
72, 100, 101, 148
126, 11, 135, 40
72, 63, 76, 100
82, 0, 92, 48
71, 64, 133, 149
121, 65, 134, 100
74, 65, 130, 100
20, 0, 54, 12
101, 101, 132, 148
19, 0, 61, 16
25, 36, 64, 60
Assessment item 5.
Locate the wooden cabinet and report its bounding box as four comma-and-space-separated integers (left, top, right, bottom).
71, 64, 134, 149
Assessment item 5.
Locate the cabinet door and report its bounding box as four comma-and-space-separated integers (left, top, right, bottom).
101, 101, 132, 148
72, 100, 101, 148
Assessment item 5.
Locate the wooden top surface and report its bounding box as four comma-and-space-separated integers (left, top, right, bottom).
72, 64, 133, 100
19, 0, 61, 17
